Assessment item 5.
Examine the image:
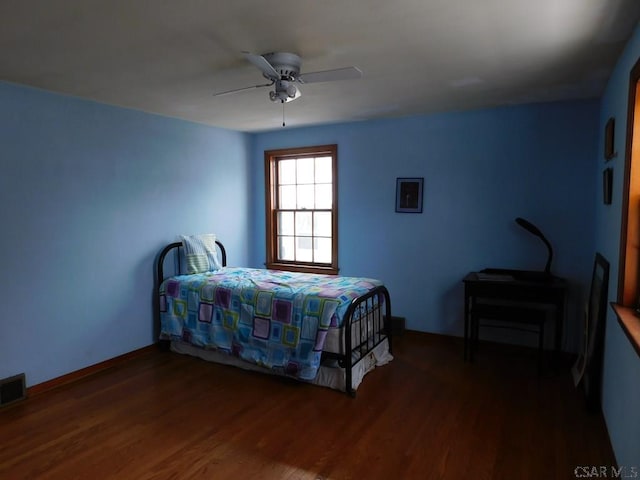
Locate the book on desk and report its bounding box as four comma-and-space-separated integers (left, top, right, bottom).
475, 272, 515, 282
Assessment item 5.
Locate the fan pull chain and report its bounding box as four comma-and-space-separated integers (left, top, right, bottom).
282, 101, 286, 127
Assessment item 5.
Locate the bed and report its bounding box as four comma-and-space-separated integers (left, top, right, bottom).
155, 236, 392, 396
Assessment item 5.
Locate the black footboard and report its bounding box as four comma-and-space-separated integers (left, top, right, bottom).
323, 285, 392, 397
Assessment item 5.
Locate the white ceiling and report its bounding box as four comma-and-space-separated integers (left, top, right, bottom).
1, 0, 639, 132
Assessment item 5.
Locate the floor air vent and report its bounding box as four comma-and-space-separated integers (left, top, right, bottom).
0, 373, 26, 407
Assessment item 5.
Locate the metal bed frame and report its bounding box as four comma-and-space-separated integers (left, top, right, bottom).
155, 240, 392, 396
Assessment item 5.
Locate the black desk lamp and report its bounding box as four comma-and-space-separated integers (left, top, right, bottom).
515, 217, 553, 276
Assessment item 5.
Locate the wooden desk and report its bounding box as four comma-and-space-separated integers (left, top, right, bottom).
463, 269, 568, 361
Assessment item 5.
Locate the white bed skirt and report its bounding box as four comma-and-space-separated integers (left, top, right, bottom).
170, 338, 393, 393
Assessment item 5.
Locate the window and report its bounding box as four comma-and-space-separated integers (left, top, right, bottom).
611, 56, 640, 358
618, 59, 640, 306
264, 145, 338, 274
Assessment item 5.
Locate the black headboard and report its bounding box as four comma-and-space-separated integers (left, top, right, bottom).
156, 240, 227, 285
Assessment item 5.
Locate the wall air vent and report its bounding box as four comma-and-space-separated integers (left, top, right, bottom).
0, 373, 26, 407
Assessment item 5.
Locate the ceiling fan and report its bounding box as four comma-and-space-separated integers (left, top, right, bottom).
213, 51, 362, 103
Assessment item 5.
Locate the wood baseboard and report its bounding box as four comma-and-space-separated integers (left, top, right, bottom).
27, 344, 159, 397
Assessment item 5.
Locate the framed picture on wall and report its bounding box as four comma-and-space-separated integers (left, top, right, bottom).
395, 177, 424, 213
603, 168, 613, 205
604, 117, 616, 160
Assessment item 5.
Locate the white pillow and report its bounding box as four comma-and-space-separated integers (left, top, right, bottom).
179, 233, 222, 274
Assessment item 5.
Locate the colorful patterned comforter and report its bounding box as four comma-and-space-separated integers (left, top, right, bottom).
159, 267, 383, 381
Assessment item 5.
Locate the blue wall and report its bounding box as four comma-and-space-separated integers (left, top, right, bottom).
0, 81, 252, 387
596, 24, 640, 466
252, 102, 599, 350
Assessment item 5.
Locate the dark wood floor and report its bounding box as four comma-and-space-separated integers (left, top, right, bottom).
0, 332, 615, 479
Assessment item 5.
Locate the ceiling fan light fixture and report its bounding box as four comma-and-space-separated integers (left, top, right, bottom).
269, 90, 297, 103
269, 90, 288, 103
268, 80, 301, 103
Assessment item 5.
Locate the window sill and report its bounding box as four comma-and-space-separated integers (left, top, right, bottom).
611, 303, 640, 358
265, 262, 339, 275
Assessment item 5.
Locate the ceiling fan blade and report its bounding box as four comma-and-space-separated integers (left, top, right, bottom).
213, 81, 273, 97
298, 66, 362, 84
242, 51, 280, 81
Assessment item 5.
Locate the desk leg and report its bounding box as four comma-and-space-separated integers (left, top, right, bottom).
554, 296, 566, 365
464, 288, 470, 361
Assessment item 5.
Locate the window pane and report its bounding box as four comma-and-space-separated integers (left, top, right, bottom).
279, 185, 296, 209
296, 185, 314, 209
314, 212, 332, 237
296, 237, 313, 261
277, 211, 294, 235
296, 157, 315, 184
295, 211, 312, 236
278, 236, 295, 261
315, 156, 332, 184
279, 159, 296, 185
315, 184, 332, 209
314, 237, 332, 263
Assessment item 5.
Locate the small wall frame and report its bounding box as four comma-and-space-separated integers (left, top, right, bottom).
603, 168, 613, 205
395, 177, 424, 213
604, 117, 616, 160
